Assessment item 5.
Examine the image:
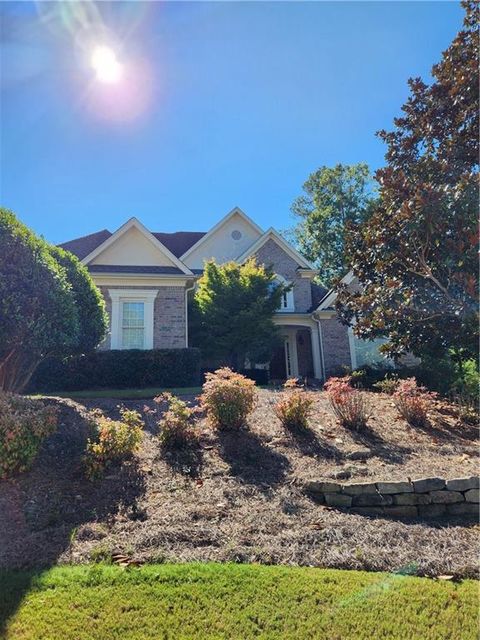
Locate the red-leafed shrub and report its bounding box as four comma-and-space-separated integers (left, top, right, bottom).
274, 378, 314, 431
0, 392, 58, 479
84, 408, 144, 479
156, 392, 198, 448
324, 375, 370, 431
200, 367, 257, 430
393, 377, 437, 427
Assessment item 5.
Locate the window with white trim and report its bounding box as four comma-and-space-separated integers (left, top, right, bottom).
271, 275, 294, 312
121, 301, 145, 349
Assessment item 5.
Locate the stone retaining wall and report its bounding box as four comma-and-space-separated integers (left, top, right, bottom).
305, 476, 479, 519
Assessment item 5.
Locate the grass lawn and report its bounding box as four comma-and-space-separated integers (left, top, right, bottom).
32, 386, 204, 399
0, 564, 477, 640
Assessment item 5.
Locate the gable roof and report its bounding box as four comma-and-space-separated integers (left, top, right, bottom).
315, 270, 356, 311
236, 227, 316, 270
81, 217, 194, 275
59, 229, 112, 260
179, 207, 263, 261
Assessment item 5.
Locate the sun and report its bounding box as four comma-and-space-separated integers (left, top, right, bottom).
90, 46, 123, 84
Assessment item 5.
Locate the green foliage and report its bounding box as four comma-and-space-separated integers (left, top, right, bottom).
337, 2, 479, 362
0, 209, 107, 392
200, 367, 257, 429
0, 209, 79, 391
190, 258, 285, 370
373, 374, 399, 395
84, 408, 144, 480
48, 246, 108, 354
290, 163, 376, 286
1, 563, 477, 640
0, 393, 58, 479
28, 348, 201, 392
274, 378, 314, 430
156, 392, 198, 448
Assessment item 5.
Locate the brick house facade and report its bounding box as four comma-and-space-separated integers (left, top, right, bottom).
60, 208, 385, 381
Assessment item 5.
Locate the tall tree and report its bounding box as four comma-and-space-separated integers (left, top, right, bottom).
290, 163, 375, 286
189, 258, 287, 370
0, 209, 108, 391
337, 0, 479, 363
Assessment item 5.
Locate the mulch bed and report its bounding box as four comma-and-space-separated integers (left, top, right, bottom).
0, 390, 478, 577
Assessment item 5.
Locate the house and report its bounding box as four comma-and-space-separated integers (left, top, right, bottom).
60, 207, 389, 380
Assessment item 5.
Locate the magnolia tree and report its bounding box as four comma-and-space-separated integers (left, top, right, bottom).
0, 209, 108, 391
337, 1, 479, 366
189, 258, 288, 370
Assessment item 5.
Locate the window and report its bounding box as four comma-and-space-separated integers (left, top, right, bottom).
121, 302, 145, 349
348, 327, 394, 370
271, 275, 294, 312
108, 289, 159, 350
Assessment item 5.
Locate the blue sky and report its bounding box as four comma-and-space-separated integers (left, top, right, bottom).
0, 1, 462, 244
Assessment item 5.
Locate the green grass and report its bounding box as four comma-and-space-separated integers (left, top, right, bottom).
1, 563, 477, 640
31, 386, 203, 399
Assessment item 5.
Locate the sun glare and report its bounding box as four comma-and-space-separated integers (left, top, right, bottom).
90, 46, 123, 84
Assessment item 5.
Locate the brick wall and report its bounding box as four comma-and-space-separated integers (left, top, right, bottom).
254, 239, 312, 313
320, 317, 351, 377
96, 285, 186, 350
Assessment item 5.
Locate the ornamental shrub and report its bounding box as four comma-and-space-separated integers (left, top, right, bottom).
0, 392, 58, 479
393, 378, 437, 428
324, 375, 370, 431
274, 378, 314, 431
156, 393, 198, 448
200, 367, 257, 429
373, 374, 399, 395
84, 408, 144, 480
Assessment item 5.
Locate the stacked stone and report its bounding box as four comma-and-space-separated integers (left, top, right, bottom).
305, 476, 479, 519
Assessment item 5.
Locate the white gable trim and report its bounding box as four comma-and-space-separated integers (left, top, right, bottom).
179, 207, 263, 261
315, 270, 355, 311
236, 227, 315, 270
81, 217, 193, 275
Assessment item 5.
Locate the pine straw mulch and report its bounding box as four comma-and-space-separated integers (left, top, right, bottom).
0, 390, 478, 578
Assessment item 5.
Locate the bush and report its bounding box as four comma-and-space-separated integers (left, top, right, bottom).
373, 374, 399, 395
156, 393, 198, 448
29, 348, 201, 392
274, 378, 314, 431
393, 378, 437, 428
200, 367, 257, 429
324, 375, 370, 431
84, 408, 144, 479
0, 393, 58, 478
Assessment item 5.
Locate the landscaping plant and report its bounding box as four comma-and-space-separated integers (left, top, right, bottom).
393, 377, 437, 428
200, 367, 257, 429
274, 378, 314, 431
156, 392, 198, 448
0, 392, 58, 479
373, 374, 399, 395
324, 375, 370, 430
84, 408, 144, 479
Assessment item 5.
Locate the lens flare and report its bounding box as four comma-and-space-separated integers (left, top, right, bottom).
90, 45, 122, 84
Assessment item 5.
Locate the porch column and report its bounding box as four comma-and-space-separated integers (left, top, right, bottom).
310, 324, 322, 380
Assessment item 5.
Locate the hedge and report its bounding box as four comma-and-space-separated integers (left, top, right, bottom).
28, 348, 201, 392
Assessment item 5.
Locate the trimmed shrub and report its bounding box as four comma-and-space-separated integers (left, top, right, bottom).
393, 378, 437, 428
324, 375, 370, 431
84, 408, 144, 479
373, 374, 399, 395
200, 367, 257, 429
156, 393, 198, 448
274, 378, 314, 431
29, 348, 201, 392
0, 393, 58, 478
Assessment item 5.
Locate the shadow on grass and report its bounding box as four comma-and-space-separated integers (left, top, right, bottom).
218, 427, 290, 489
160, 439, 204, 479
0, 398, 147, 635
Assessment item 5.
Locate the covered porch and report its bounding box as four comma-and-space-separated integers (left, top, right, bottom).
270, 316, 323, 381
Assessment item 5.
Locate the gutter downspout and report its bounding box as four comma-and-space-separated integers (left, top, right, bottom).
184, 279, 196, 347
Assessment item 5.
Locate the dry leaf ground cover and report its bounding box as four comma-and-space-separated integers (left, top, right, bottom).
0, 390, 478, 578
